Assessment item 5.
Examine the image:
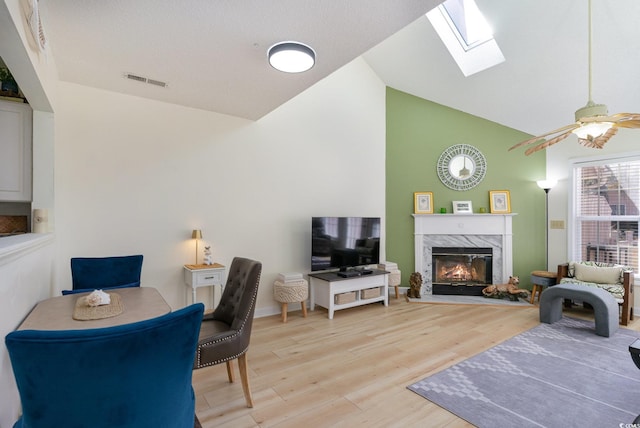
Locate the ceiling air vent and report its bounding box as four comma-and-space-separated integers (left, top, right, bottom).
146, 78, 167, 88
123, 73, 168, 88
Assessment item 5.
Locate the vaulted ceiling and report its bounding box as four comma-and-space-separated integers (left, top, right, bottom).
39, 0, 640, 138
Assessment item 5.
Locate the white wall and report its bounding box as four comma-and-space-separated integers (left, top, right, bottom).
54, 57, 386, 316
0, 235, 55, 426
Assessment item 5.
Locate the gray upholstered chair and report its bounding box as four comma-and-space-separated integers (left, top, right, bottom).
193, 257, 262, 408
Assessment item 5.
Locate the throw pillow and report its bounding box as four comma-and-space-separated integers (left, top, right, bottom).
574, 263, 622, 284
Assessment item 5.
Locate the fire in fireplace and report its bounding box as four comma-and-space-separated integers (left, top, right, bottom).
432, 247, 493, 295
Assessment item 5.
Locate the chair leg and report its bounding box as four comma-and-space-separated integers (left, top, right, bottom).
530, 285, 539, 304
394, 285, 399, 299
281, 303, 288, 323
226, 360, 235, 383
301, 301, 307, 318
238, 353, 254, 408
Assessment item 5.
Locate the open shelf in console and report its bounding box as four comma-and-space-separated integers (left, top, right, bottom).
308, 269, 389, 319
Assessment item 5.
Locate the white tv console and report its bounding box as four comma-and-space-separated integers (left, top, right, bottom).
308, 270, 389, 319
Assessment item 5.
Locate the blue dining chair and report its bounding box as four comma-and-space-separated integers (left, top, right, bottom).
5, 303, 204, 428
62, 254, 144, 295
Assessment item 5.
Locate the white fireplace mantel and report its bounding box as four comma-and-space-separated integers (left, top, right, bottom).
413, 214, 517, 293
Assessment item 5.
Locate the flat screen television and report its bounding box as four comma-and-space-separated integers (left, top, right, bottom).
311, 217, 381, 272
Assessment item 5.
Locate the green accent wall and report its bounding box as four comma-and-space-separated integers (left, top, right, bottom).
386, 87, 547, 289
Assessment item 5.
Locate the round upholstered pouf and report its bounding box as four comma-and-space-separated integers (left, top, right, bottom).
274, 279, 309, 323
388, 270, 401, 299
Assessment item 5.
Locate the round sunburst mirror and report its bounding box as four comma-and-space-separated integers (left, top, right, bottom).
437, 144, 487, 191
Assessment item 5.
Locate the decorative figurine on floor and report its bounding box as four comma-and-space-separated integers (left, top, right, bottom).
482, 276, 529, 301
407, 272, 422, 299
203, 246, 213, 265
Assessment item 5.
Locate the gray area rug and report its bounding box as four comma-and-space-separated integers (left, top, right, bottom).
408, 317, 640, 428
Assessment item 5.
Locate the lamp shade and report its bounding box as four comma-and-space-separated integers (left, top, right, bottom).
536, 179, 557, 190
191, 229, 202, 239
268, 41, 315, 73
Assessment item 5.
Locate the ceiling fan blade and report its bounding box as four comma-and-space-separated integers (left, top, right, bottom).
614, 120, 640, 129
524, 130, 573, 156
509, 123, 579, 151
607, 113, 640, 122
579, 127, 618, 149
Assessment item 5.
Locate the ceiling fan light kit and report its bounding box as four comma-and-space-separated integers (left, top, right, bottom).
509, 0, 640, 155
572, 121, 613, 140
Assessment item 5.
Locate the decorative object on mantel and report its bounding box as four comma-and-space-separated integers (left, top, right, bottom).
481, 276, 529, 301
33, 208, 48, 233
413, 192, 433, 214
407, 272, 422, 299
436, 144, 487, 191
489, 190, 511, 214
452, 200, 473, 214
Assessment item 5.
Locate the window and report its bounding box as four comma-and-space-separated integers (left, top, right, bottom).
426, 0, 504, 76
571, 156, 640, 272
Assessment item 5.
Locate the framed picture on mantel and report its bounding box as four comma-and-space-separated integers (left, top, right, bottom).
414, 192, 433, 214
490, 190, 511, 214
452, 201, 473, 214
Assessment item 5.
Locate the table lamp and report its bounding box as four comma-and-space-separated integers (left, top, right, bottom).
192, 229, 202, 264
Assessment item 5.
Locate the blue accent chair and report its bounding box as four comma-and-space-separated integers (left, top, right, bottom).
63, 254, 144, 295
5, 303, 204, 428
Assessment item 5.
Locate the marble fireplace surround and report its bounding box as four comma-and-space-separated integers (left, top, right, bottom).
414, 214, 516, 295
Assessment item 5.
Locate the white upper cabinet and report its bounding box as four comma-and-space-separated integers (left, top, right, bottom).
0, 100, 32, 201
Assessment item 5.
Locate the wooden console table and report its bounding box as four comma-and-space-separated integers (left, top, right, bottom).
309, 269, 388, 319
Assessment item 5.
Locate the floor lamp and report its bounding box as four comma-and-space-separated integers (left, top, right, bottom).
536, 180, 557, 271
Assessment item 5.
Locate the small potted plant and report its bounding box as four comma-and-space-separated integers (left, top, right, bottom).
0, 67, 19, 94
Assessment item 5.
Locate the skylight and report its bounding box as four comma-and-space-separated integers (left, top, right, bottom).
427, 0, 504, 76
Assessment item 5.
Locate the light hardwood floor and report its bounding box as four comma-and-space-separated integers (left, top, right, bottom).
193, 297, 639, 427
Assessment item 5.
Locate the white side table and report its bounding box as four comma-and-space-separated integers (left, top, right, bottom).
183, 263, 226, 310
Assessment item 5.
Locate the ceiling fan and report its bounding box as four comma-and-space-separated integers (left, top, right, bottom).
509, 0, 640, 156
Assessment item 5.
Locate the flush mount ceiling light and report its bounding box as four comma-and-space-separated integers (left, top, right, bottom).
268, 41, 315, 73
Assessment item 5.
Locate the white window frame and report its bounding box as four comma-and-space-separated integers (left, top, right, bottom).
426, 0, 504, 77
569, 151, 640, 273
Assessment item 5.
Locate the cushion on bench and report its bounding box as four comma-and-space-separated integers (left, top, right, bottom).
561, 261, 632, 302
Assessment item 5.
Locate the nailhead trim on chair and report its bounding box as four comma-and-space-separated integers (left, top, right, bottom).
195, 270, 261, 368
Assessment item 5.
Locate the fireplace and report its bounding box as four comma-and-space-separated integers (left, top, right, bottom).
414, 213, 514, 296
432, 247, 493, 295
